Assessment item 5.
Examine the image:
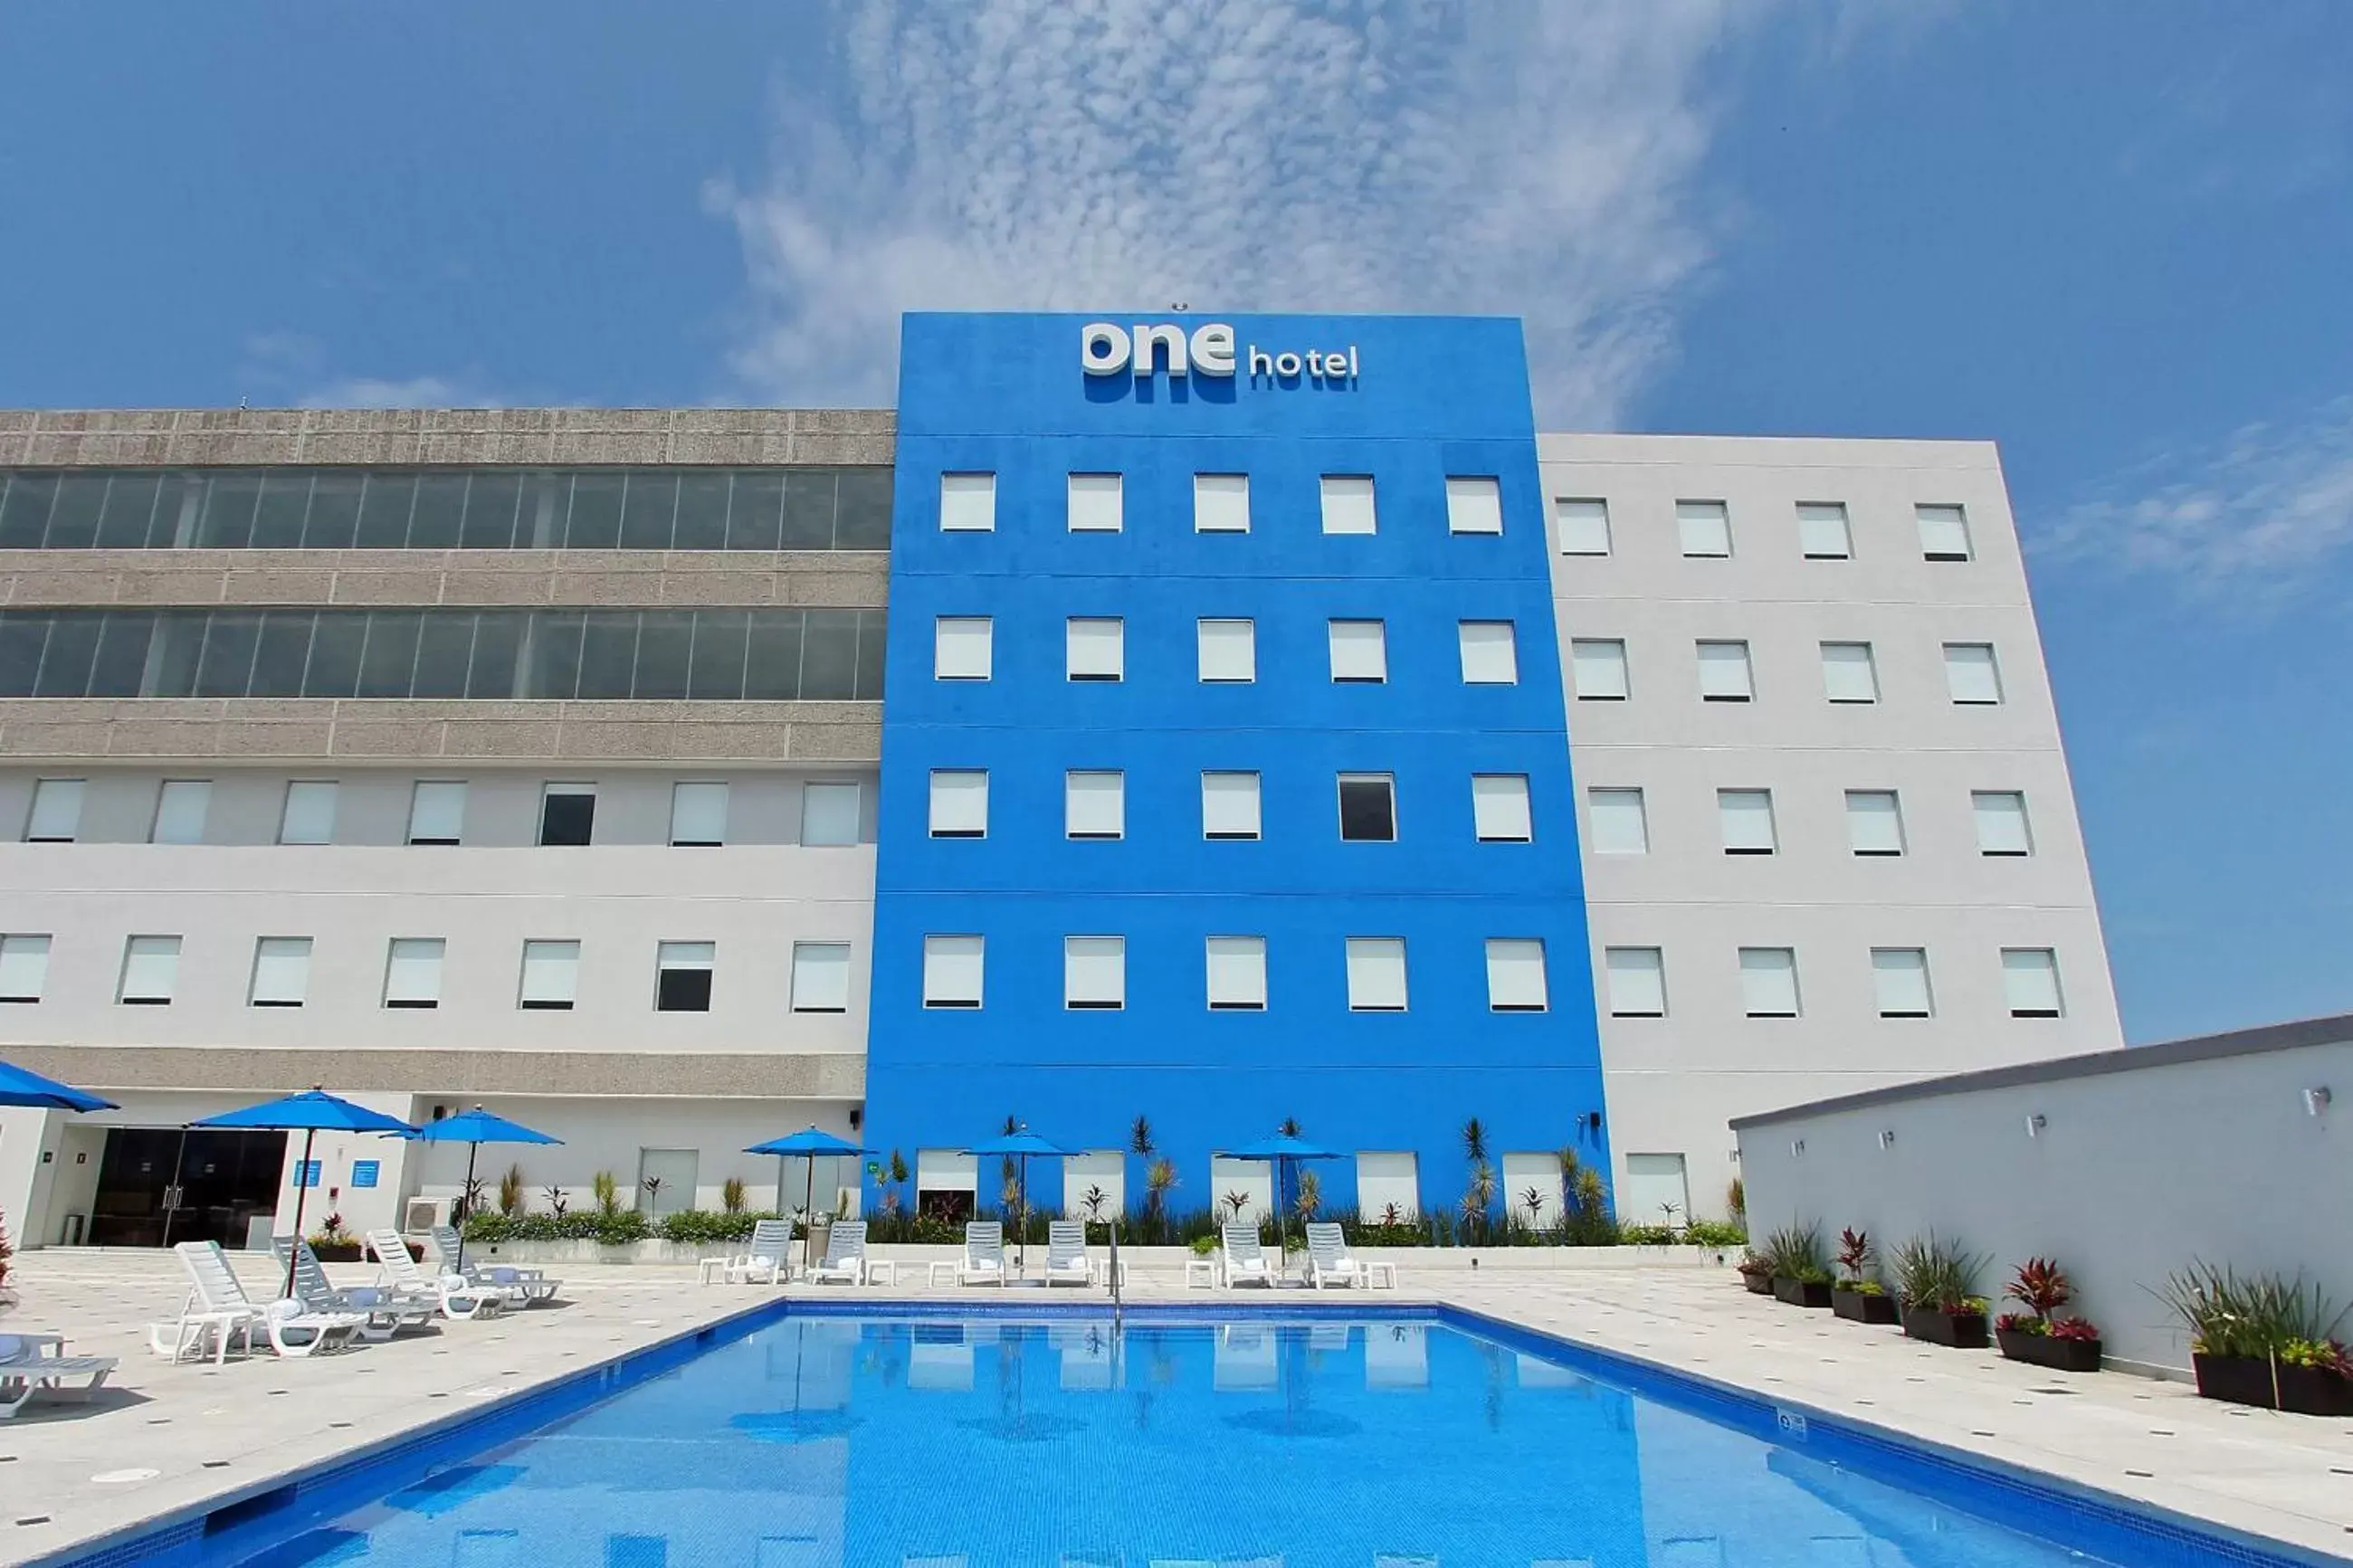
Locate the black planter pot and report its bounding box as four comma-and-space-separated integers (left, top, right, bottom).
2280, 1364, 2353, 1417
1773, 1277, 1834, 1309
1996, 1326, 2102, 1373
2194, 1354, 2279, 1409
310, 1242, 363, 1263
1833, 1287, 1900, 1325
1739, 1269, 1775, 1296
1901, 1306, 1989, 1348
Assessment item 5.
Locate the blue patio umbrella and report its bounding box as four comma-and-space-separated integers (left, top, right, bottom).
195, 1088, 418, 1299
744, 1126, 870, 1271
0, 1058, 118, 1112
414, 1107, 563, 1271
966, 1127, 1076, 1275
1217, 1131, 1342, 1269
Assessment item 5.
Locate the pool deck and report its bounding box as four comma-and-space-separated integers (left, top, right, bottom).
2, 1249, 2348, 1565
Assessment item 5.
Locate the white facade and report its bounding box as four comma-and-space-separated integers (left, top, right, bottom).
1541, 434, 2122, 1220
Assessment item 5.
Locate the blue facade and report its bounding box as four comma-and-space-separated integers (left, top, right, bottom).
864, 312, 1607, 1221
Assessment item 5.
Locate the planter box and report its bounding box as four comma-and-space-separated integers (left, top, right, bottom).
1773, 1277, 1833, 1309
310, 1243, 363, 1263
1833, 1287, 1899, 1325
1901, 1306, 1989, 1349
2280, 1364, 2353, 1417
1739, 1269, 1776, 1296
2195, 1355, 2353, 1415
1996, 1326, 2102, 1373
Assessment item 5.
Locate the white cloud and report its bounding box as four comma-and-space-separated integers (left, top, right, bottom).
707, 0, 1777, 424
236, 333, 504, 409
2041, 397, 2353, 607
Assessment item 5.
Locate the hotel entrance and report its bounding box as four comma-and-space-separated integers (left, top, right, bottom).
87, 1127, 286, 1249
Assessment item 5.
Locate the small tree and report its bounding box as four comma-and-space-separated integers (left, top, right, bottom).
1460, 1117, 1494, 1242
721, 1176, 748, 1215
640, 1175, 665, 1213
1292, 1169, 1321, 1225
1145, 1156, 1177, 1240
592, 1171, 620, 1218
498, 1163, 526, 1217
1222, 1189, 1251, 1221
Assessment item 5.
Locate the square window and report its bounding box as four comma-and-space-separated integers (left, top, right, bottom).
250, 936, 312, 1008
1918, 503, 1972, 561
279, 780, 338, 845
939, 472, 995, 532
655, 940, 714, 1012
1195, 473, 1251, 533
1472, 774, 1532, 842
1205, 936, 1266, 1011
1717, 789, 1777, 855
800, 781, 862, 846
1320, 475, 1376, 536
1067, 617, 1124, 681
538, 784, 595, 847
1068, 472, 1123, 533
1571, 639, 1629, 700
2002, 947, 2063, 1017
1485, 938, 1548, 1012
1338, 773, 1396, 841
1944, 642, 2003, 705
1344, 936, 1406, 1011
1064, 936, 1125, 1010
934, 617, 993, 680
670, 781, 728, 847
408, 780, 466, 846
385, 936, 444, 1009
1696, 641, 1754, 702
1604, 947, 1664, 1018
790, 942, 852, 1013
1328, 620, 1387, 683
1739, 947, 1800, 1017
119, 935, 181, 1005
1972, 791, 2034, 856
1458, 621, 1518, 685
1557, 498, 1611, 556
519, 939, 580, 1010
929, 770, 989, 838
153, 779, 212, 845
24, 778, 84, 842
0, 934, 52, 1003
1845, 790, 1905, 856
1197, 619, 1256, 682
1586, 787, 1647, 854
1446, 476, 1503, 536
1821, 641, 1878, 704
1677, 500, 1731, 557
923, 934, 984, 1008
1798, 502, 1852, 560
1202, 772, 1262, 840
1065, 770, 1124, 840
1872, 947, 1933, 1018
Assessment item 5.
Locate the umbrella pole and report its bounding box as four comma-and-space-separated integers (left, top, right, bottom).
804, 1156, 816, 1276
285, 1127, 317, 1299
457, 1142, 481, 1272
1017, 1155, 1028, 1276
160, 1124, 191, 1249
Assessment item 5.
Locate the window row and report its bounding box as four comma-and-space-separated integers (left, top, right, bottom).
919, 934, 1550, 1013
925, 770, 1534, 845
932, 613, 1522, 686
1568, 636, 2005, 706
1600, 944, 2066, 1020
1586, 785, 2037, 859
1556, 498, 1979, 565
0, 606, 888, 702
0, 466, 892, 553
14, 774, 866, 849
0, 933, 861, 1014
938, 471, 1505, 538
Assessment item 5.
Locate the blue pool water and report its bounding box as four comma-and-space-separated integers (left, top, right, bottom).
156, 1307, 2295, 1568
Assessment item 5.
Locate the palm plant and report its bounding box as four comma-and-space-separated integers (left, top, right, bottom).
592, 1170, 619, 1218
1292, 1169, 1321, 1225
1520, 1185, 1547, 1231
1460, 1117, 1494, 1241
542, 1183, 568, 1218
721, 1175, 748, 1215
1145, 1157, 1177, 1240
498, 1163, 526, 1217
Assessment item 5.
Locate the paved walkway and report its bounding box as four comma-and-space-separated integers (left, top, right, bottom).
1, 1250, 2348, 1565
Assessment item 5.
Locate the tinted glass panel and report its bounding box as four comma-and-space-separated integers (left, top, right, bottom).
779, 470, 835, 549
526, 613, 584, 698
619, 472, 678, 550
96, 474, 164, 547
834, 468, 893, 549
564, 474, 624, 548
800, 610, 860, 698
406, 476, 468, 549
461, 472, 523, 549
304, 474, 363, 548
576, 612, 640, 699
634, 612, 693, 699
726, 472, 785, 550
469, 613, 526, 698
192, 613, 262, 698
148, 616, 205, 697
0, 618, 43, 695
412, 613, 476, 698
303, 613, 366, 698
356, 474, 415, 548
195, 473, 262, 547
673, 473, 730, 550
45, 476, 107, 548
90, 613, 157, 696
744, 611, 803, 699
0, 475, 55, 547
357, 612, 423, 698
250, 473, 310, 547
33, 613, 99, 697
250, 612, 315, 698
687, 611, 748, 699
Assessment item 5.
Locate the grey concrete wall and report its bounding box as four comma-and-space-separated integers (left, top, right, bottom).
1733, 1017, 2353, 1374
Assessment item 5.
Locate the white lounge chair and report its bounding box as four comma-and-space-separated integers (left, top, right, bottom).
171, 1240, 368, 1357
720, 1218, 795, 1285
807, 1221, 870, 1286
1220, 1222, 1274, 1288
1304, 1221, 1365, 1288
271, 1236, 436, 1339
0, 1333, 117, 1418
365, 1229, 505, 1320
428, 1225, 561, 1305
1043, 1221, 1093, 1287
957, 1221, 1007, 1286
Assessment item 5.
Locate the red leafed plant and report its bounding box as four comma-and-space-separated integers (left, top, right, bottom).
2005, 1257, 2073, 1320
1835, 1227, 1873, 1283
2049, 1316, 2101, 1343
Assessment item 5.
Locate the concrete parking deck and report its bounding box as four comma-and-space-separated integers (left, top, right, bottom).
2, 1250, 2348, 1565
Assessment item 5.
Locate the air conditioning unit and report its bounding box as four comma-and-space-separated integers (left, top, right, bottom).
404, 1196, 452, 1233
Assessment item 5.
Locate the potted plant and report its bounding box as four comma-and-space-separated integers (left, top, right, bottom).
1764, 1222, 1833, 1308
1832, 1228, 1898, 1325
2158, 1264, 2352, 1413
1891, 1233, 1991, 1348
2277, 1338, 2353, 1418
1736, 1249, 1775, 1295
1994, 1258, 2103, 1372
307, 1212, 362, 1262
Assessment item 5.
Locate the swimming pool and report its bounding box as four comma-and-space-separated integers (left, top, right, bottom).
85, 1304, 2322, 1568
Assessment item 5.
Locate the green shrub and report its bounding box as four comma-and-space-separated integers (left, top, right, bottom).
1188, 1234, 1219, 1257
1683, 1219, 1747, 1249
658, 1210, 774, 1246
2155, 1262, 2348, 1359
1758, 1221, 1825, 1278
1891, 1232, 1991, 1312
1617, 1222, 1679, 1247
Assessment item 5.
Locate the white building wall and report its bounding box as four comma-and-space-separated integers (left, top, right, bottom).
1539, 434, 2123, 1220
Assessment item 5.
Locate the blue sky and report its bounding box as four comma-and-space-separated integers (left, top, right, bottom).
2, 2, 2348, 1041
